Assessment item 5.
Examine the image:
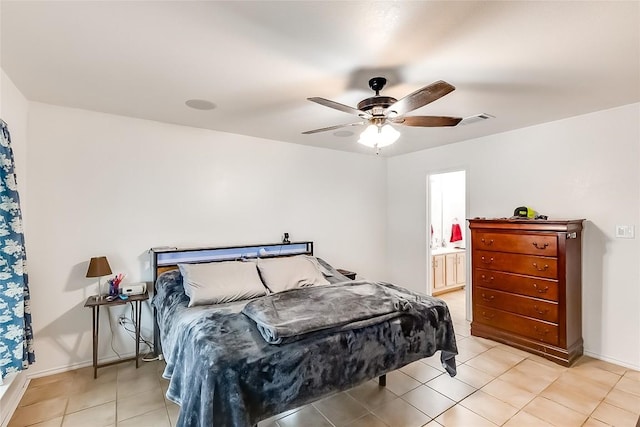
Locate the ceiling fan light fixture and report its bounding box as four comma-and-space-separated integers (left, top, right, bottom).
357, 124, 400, 148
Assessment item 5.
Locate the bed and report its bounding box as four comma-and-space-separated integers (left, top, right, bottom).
150, 242, 458, 427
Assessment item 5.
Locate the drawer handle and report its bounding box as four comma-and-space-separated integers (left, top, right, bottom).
481, 293, 495, 302
480, 274, 495, 283
532, 242, 549, 250
481, 238, 494, 246
533, 305, 548, 315
532, 262, 549, 271
481, 311, 494, 320
481, 256, 494, 265
533, 284, 549, 293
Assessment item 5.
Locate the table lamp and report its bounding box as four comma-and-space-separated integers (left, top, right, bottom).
86, 256, 112, 299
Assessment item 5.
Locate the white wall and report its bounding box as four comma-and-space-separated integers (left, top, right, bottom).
387, 103, 640, 369
24, 102, 387, 375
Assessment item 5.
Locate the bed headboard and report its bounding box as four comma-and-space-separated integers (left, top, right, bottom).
149, 241, 314, 356
150, 241, 313, 284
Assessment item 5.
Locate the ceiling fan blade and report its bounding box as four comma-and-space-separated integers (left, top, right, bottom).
385, 80, 456, 116
308, 97, 372, 119
393, 116, 462, 127
302, 122, 365, 135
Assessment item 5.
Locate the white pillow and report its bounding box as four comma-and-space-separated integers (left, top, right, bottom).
257, 255, 330, 293
179, 261, 266, 307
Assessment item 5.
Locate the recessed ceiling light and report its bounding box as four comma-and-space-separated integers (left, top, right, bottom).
185, 99, 217, 110
333, 130, 354, 137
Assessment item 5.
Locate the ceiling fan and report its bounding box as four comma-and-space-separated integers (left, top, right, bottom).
303, 77, 462, 149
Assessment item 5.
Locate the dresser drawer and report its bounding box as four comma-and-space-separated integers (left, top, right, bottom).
474, 268, 559, 301
473, 306, 559, 345
474, 232, 557, 256
474, 250, 558, 279
473, 287, 558, 323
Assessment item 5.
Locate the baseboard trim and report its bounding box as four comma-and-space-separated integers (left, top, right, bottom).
25, 352, 137, 379
583, 349, 640, 371
0, 372, 29, 427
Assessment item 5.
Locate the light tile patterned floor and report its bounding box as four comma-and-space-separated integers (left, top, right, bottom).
8, 289, 640, 427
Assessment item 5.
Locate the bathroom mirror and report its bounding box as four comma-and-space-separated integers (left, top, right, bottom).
429, 171, 466, 249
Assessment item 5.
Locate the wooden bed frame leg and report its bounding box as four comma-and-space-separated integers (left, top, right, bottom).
378, 374, 386, 387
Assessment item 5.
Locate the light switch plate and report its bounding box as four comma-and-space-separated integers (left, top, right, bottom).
615, 225, 635, 238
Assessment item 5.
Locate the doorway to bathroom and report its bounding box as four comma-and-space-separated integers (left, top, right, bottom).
427, 169, 469, 320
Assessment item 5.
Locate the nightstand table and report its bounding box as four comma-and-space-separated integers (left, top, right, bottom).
84, 291, 149, 378
337, 269, 357, 280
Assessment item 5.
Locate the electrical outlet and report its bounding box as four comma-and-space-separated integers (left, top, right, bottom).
118, 315, 126, 326
615, 225, 635, 239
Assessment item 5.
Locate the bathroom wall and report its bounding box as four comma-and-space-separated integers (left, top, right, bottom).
429, 171, 466, 249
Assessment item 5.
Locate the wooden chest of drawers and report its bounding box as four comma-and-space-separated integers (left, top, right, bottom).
469, 219, 584, 366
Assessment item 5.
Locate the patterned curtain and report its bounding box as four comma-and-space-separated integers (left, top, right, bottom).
0, 119, 34, 380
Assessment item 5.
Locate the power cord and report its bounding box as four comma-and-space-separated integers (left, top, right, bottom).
117, 303, 158, 362
107, 310, 123, 360
108, 303, 160, 363
118, 318, 152, 350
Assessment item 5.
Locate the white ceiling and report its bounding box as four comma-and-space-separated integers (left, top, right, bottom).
1, 1, 639, 156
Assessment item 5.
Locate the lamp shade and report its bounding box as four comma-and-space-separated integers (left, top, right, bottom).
357, 124, 400, 148
86, 256, 112, 278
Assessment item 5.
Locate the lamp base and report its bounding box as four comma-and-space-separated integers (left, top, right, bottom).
97, 277, 104, 300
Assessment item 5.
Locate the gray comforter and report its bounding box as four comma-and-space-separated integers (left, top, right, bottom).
242, 281, 413, 344
153, 269, 458, 427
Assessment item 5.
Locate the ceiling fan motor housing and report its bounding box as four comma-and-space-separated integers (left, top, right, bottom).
359, 77, 397, 116
357, 96, 397, 116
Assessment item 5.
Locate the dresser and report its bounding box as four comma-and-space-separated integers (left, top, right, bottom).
468, 219, 584, 366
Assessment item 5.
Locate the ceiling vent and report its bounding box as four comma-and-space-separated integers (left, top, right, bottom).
459, 113, 495, 126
